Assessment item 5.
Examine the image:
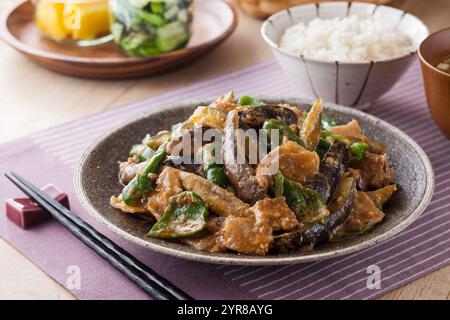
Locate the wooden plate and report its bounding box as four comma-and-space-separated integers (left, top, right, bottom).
0, 0, 238, 79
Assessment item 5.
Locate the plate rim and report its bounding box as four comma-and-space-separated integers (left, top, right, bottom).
0, 0, 238, 64
74, 97, 435, 266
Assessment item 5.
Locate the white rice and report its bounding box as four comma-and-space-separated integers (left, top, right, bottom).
279, 15, 414, 62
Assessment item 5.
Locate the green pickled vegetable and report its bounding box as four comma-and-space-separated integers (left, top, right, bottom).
129, 144, 155, 162
147, 191, 208, 238
129, 0, 151, 8
262, 119, 305, 148
111, 0, 192, 57
122, 144, 166, 205
275, 171, 328, 224
156, 21, 189, 52
136, 10, 166, 26
238, 96, 264, 107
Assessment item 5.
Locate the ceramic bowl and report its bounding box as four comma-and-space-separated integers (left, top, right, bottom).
419, 27, 450, 139
236, 0, 392, 18
261, 1, 429, 109
74, 98, 434, 266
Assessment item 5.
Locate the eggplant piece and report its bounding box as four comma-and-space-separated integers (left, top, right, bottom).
306, 141, 350, 204
163, 155, 204, 176
270, 176, 356, 254
238, 105, 298, 130
300, 98, 323, 150
167, 125, 220, 156
262, 119, 305, 147
318, 141, 350, 204
305, 173, 330, 204
348, 168, 368, 191
223, 110, 267, 204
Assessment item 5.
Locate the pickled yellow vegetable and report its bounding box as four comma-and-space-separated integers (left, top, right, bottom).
35, 1, 68, 41
35, 0, 110, 42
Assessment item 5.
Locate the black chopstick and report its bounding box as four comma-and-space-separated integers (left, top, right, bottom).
5, 172, 193, 301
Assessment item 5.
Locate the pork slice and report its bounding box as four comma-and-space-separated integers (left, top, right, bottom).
145, 167, 183, 220
353, 152, 395, 189
252, 197, 298, 231
176, 168, 250, 217
256, 141, 319, 189
222, 215, 272, 255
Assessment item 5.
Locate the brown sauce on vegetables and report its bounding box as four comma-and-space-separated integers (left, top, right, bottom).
112, 93, 398, 256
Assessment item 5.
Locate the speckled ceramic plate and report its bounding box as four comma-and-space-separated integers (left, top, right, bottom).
74, 98, 435, 265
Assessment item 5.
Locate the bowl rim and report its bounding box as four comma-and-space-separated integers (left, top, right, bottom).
74, 97, 435, 266
418, 26, 450, 78
261, 1, 430, 66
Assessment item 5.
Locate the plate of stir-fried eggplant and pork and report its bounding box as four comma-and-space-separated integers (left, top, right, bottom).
75, 93, 434, 265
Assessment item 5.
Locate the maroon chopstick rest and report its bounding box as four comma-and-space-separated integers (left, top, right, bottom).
5, 184, 70, 229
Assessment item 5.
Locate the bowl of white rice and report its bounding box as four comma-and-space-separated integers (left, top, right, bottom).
261, 1, 429, 109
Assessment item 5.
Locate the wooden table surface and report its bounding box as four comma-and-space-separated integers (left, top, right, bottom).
0, 0, 449, 300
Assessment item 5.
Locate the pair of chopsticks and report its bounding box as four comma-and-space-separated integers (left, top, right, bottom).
5, 172, 193, 300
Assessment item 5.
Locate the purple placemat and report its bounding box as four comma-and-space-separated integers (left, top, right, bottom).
1, 59, 449, 300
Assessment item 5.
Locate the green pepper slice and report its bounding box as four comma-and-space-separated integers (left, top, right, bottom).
129, 144, 155, 162
206, 167, 229, 188
262, 119, 305, 148
122, 144, 166, 205
350, 142, 369, 161
273, 171, 285, 197
202, 144, 228, 187
147, 191, 208, 238
275, 171, 329, 224
238, 96, 264, 107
